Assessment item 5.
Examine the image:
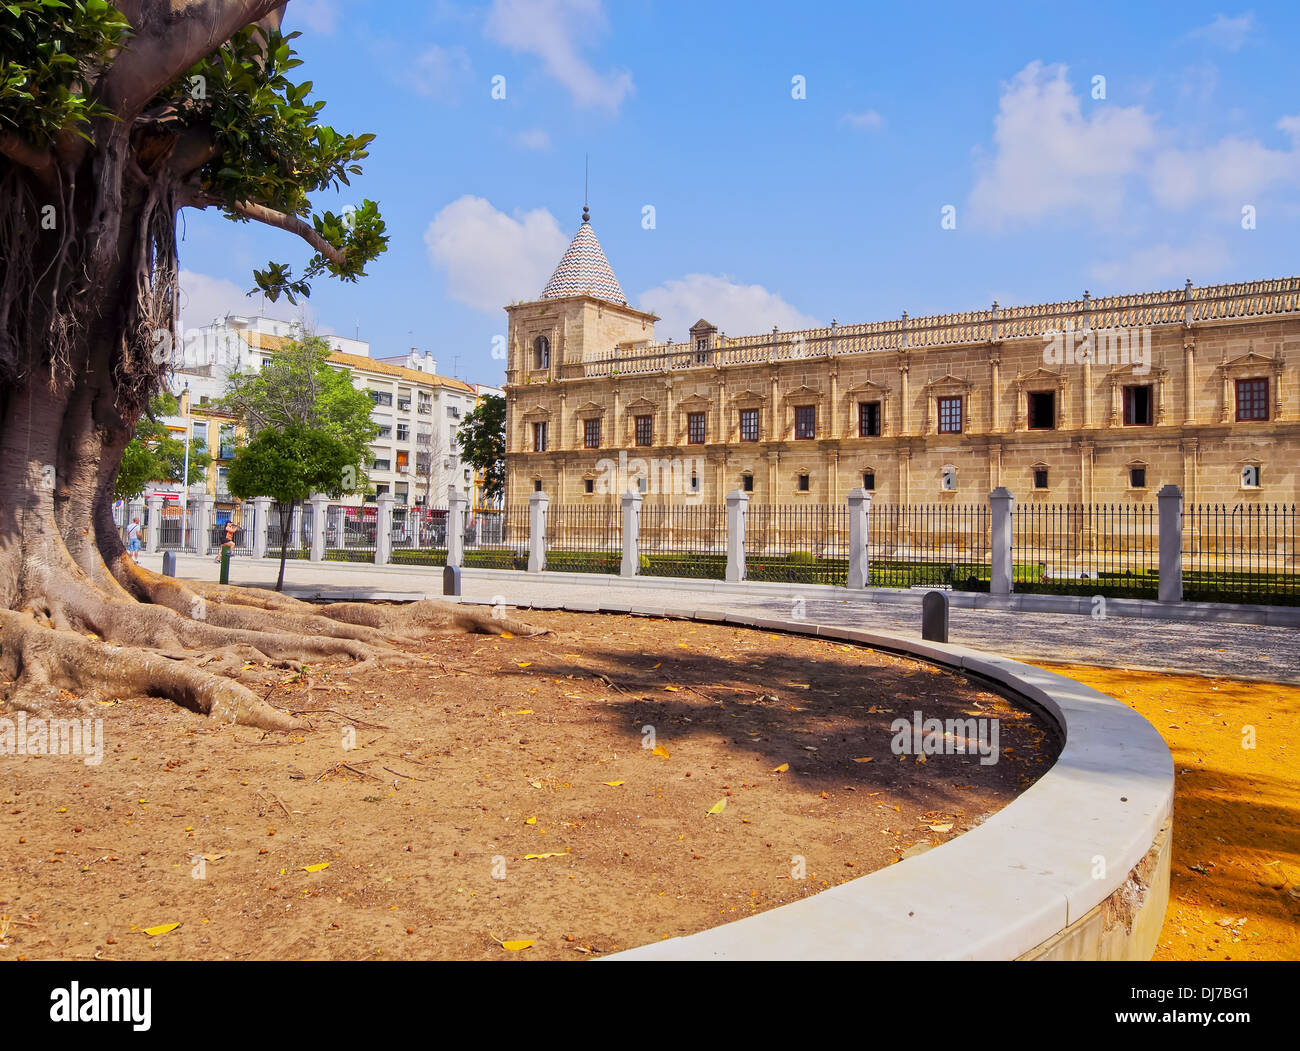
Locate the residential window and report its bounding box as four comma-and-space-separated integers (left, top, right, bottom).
1129, 466, 1147, 489
417, 393, 432, 415
1123, 385, 1153, 426
938, 396, 963, 434
858, 401, 881, 437
584, 418, 601, 449
742, 473, 754, 492
534, 335, 550, 370
1033, 467, 1049, 490
687, 412, 706, 444
584, 477, 595, 494
635, 414, 653, 447
369, 390, 393, 407
862, 471, 875, 491
396, 450, 409, 472
794, 405, 816, 439
396, 424, 409, 442
740, 408, 760, 442
373, 458, 391, 471
532, 421, 548, 452
1236, 378, 1269, 421
1028, 390, 1056, 430
797, 473, 810, 492
376, 424, 392, 439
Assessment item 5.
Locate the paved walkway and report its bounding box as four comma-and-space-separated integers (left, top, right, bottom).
142, 553, 1300, 684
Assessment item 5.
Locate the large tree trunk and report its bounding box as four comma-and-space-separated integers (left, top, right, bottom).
0, 134, 540, 734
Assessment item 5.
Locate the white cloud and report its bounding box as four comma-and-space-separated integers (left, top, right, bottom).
968, 61, 1156, 229
1187, 12, 1255, 51
424, 196, 569, 313
178, 270, 302, 332
409, 44, 473, 101
290, 0, 340, 35
484, 0, 633, 113
1149, 120, 1300, 209
842, 110, 884, 131
637, 274, 821, 344
515, 128, 552, 151
1087, 239, 1229, 290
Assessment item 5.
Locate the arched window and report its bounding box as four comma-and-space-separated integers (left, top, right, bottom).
533, 336, 550, 370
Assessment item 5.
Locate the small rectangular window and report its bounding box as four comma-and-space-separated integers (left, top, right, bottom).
740, 409, 759, 442
1129, 467, 1146, 489
1236, 378, 1269, 421
1123, 385, 1152, 426
584, 418, 601, 449
534, 479, 543, 492
1033, 467, 1049, 490
938, 397, 963, 434
690, 473, 700, 492
742, 474, 754, 492
797, 473, 810, 492
635, 414, 653, 447
584, 477, 594, 494
862, 471, 875, 491
687, 412, 706, 444
1028, 390, 1055, 430
532, 421, 548, 452
858, 401, 881, 437
795, 405, 816, 439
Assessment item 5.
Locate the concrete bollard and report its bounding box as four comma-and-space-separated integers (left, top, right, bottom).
922, 590, 949, 643
443, 564, 462, 596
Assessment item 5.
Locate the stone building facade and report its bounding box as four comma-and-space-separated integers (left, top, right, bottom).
504, 213, 1299, 506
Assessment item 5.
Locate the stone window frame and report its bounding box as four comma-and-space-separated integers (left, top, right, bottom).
623, 397, 659, 447
796, 471, 811, 493
1106, 364, 1168, 428
732, 389, 767, 443
780, 384, 825, 441
844, 380, 891, 437
1238, 457, 1263, 491
741, 471, 755, 493
940, 463, 958, 492
677, 392, 713, 444
859, 465, 877, 491
1235, 376, 1270, 422
574, 402, 605, 449
518, 405, 553, 454
1126, 458, 1149, 491
924, 374, 974, 435
582, 473, 597, 496
532, 334, 550, 371
1216, 349, 1284, 424
1012, 368, 1067, 432
794, 404, 817, 440
1030, 460, 1051, 491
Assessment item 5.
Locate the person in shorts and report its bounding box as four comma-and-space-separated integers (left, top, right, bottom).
126, 517, 142, 563
216, 518, 237, 562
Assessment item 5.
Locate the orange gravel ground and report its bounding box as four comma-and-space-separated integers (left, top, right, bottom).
1037, 663, 1300, 962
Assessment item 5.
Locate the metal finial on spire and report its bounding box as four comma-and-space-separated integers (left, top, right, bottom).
582, 154, 589, 223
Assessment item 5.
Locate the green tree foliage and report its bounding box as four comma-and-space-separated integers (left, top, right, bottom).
226, 424, 352, 590
455, 394, 506, 503
220, 330, 377, 493
114, 394, 211, 501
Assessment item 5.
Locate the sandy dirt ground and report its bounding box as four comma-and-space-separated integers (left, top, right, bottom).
0, 611, 1058, 960
1038, 663, 1300, 962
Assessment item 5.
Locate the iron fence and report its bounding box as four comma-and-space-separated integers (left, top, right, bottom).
324, 503, 378, 562
1012, 502, 1157, 596
639, 503, 727, 579
266, 501, 313, 560
157, 504, 198, 552
461, 504, 529, 570
212, 504, 255, 556
544, 503, 622, 574
1184, 503, 1299, 604
867, 503, 991, 589
388, 505, 450, 567
746, 504, 849, 585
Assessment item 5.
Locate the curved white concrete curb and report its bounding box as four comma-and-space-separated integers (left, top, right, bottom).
482, 601, 1175, 961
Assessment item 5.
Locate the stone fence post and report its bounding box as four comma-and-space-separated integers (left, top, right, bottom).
846, 488, 872, 588
375, 493, 394, 565
194, 494, 214, 557
145, 493, 162, 553
251, 496, 271, 559
447, 486, 467, 568
725, 489, 748, 583
989, 487, 1015, 596
528, 490, 548, 573
620, 490, 641, 577
309, 493, 329, 562
1157, 484, 1183, 602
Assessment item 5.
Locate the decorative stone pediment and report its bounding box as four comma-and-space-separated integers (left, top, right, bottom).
844, 379, 891, 397
677, 393, 713, 411
574, 401, 606, 418
1217, 349, 1280, 375
731, 388, 767, 409
923, 373, 973, 394
519, 404, 552, 421
1105, 362, 1167, 383
624, 396, 657, 414
781, 383, 824, 402
1012, 367, 1066, 389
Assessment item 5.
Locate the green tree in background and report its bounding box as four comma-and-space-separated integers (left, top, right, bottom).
226, 425, 352, 591
455, 394, 506, 503
114, 394, 212, 501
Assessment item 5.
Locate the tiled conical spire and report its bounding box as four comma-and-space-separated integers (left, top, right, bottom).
540, 206, 627, 305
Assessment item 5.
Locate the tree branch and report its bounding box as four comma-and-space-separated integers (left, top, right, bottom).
101, 0, 286, 118
232, 200, 345, 266
0, 131, 55, 182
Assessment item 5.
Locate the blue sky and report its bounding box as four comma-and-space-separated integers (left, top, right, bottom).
177, 1, 1300, 384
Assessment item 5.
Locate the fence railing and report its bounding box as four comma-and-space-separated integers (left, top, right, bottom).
639, 503, 727, 579
1012, 503, 1158, 596
747, 504, 849, 585
869, 504, 991, 589
1184, 503, 1298, 604
545, 504, 621, 574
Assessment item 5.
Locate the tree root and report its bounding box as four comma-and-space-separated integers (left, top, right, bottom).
0, 609, 302, 731
314, 598, 548, 637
